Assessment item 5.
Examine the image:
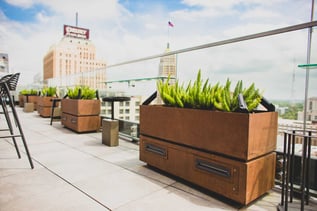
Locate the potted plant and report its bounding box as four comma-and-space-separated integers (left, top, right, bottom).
18, 89, 28, 107
139, 70, 278, 205
37, 87, 59, 117
61, 86, 100, 133
20, 89, 38, 112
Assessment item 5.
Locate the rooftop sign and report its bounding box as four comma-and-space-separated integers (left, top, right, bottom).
63, 25, 89, 40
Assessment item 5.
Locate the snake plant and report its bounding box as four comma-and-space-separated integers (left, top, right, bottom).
157, 69, 263, 113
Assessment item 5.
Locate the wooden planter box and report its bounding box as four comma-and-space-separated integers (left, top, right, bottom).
37, 96, 59, 117
139, 105, 278, 205
61, 99, 101, 133
61, 99, 100, 116
140, 136, 276, 205
18, 95, 24, 107
23, 95, 38, 111
61, 113, 100, 133
140, 105, 278, 161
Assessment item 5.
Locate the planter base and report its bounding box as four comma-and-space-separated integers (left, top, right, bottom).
61, 112, 100, 133
140, 135, 276, 205
37, 97, 59, 117
38, 106, 52, 117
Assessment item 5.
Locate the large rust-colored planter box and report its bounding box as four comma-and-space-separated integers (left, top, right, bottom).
37, 96, 59, 117
61, 99, 100, 116
61, 99, 101, 133
61, 113, 100, 133
140, 136, 276, 205
140, 105, 278, 161
139, 105, 278, 205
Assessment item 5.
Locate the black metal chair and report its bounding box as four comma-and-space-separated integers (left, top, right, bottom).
0, 73, 34, 169
0, 74, 21, 158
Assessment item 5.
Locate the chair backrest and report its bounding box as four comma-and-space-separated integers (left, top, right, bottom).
6, 73, 20, 91
0, 73, 20, 98
0, 74, 13, 83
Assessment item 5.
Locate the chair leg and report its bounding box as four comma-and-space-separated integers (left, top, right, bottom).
7, 98, 34, 169
1, 100, 21, 158
50, 101, 55, 125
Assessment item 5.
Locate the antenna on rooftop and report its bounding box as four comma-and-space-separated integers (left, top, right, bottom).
76, 12, 78, 27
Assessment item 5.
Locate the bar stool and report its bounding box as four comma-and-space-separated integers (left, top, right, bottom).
0, 73, 34, 169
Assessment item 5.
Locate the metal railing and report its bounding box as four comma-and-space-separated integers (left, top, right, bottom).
42, 20, 317, 142
46, 20, 317, 89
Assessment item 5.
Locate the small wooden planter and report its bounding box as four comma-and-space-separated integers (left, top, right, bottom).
61, 99, 101, 133
18, 95, 24, 107
37, 96, 59, 117
23, 95, 38, 111
139, 105, 278, 205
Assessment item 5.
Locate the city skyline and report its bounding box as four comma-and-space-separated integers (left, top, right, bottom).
0, 0, 317, 100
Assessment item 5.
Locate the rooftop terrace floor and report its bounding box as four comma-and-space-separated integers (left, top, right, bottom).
1, 107, 316, 210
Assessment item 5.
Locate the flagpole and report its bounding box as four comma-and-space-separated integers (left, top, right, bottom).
168, 23, 170, 45
168, 21, 170, 46
167, 21, 174, 47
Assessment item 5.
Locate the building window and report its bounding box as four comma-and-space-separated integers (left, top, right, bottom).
125, 101, 130, 106
125, 109, 129, 114
309, 101, 313, 110
120, 109, 123, 114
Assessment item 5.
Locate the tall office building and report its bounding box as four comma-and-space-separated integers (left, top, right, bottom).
43, 25, 106, 89
157, 43, 177, 104
158, 43, 177, 79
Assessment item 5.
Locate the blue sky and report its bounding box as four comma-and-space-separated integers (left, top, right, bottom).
0, 0, 190, 22
0, 0, 316, 100
0, 0, 48, 22
119, 0, 192, 13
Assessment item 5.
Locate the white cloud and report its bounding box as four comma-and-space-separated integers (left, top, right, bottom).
5, 0, 35, 8
39, 0, 127, 21
240, 8, 281, 21
0, 0, 316, 100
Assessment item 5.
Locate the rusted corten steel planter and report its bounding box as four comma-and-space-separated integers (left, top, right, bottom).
139, 105, 278, 205
61, 99, 100, 133
37, 96, 59, 117
18, 95, 24, 107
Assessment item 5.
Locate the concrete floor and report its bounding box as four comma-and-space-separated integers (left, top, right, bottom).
0, 107, 315, 210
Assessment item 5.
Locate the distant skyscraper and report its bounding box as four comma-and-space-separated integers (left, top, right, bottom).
0, 53, 9, 74
43, 25, 106, 89
157, 43, 177, 104
158, 43, 177, 80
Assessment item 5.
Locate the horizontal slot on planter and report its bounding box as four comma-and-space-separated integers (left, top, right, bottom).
195, 159, 231, 178
145, 143, 166, 157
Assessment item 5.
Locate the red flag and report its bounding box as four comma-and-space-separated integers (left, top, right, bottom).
168, 21, 174, 27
